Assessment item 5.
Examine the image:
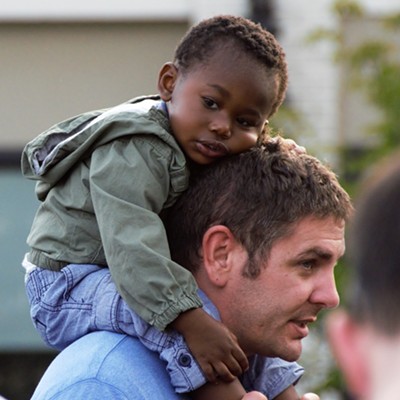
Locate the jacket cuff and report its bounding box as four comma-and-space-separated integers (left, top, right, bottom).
151, 293, 203, 331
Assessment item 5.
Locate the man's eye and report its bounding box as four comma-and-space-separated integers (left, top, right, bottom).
203, 97, 218, 110
302, 261, 314, 271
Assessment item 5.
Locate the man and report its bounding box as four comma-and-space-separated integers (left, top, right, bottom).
327, 152, 400, 400
31, 138, 352, 399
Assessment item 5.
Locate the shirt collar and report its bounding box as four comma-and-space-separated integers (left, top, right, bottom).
198, 289, 221, 321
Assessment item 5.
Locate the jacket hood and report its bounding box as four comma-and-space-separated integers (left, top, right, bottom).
21, 96, 179, 199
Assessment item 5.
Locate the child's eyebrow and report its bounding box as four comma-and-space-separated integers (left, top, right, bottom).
207, 83, 230, 98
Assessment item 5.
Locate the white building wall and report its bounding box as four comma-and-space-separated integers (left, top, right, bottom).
1, 0, 399, 160
275, 0, 338, 163
0, 0, 249, 22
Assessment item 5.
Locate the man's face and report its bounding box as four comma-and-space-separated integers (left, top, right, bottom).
219, 215, 345, 361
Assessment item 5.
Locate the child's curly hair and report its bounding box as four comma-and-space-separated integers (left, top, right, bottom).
173, 15, 288, 120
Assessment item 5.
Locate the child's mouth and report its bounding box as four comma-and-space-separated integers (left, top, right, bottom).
196, 140, 230, 158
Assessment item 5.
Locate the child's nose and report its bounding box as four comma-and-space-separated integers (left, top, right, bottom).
209, 115, 231, 139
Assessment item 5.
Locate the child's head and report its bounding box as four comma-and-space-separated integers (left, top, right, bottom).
174, 15, 288, 117
158, 15, 288, 165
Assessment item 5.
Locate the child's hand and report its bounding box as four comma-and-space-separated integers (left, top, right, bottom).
171, 308, 249, 383
280, 138, 306, 154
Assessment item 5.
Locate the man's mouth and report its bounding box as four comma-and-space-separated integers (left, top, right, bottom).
196, 140, 230, 158
289, 317, 316, 339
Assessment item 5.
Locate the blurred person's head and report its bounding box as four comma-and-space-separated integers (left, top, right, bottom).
327, 150, 400, 400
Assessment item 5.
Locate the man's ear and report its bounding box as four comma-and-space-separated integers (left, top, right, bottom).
157, 62, 178, 101
201, 225, 247, 287
326, 310, 370, 398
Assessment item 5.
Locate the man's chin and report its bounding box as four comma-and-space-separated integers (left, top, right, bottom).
252, 338, 303, 361
278, 340, 303, 362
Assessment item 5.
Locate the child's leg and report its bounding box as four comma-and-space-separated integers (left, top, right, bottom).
24, 262, 208, 393
25, 263, 129, 350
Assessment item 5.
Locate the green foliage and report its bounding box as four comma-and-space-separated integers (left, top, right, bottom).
310, 0, 400, 181
383, 12, 400, 28
306, 1, 400, 397
269, 104, 313, 143
308, 3, 400, 199
332, 0, 363, 18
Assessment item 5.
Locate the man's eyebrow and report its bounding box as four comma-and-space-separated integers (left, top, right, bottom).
298, 248, 334, 260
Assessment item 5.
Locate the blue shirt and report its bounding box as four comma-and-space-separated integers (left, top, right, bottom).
31, 291, 303, 399
32, 331, 303, 400
32, 331, 181, 400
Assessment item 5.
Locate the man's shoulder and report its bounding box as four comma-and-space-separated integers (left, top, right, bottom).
32, 332, 182, 400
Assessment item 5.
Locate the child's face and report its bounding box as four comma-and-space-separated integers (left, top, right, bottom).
159, 48, 279, 165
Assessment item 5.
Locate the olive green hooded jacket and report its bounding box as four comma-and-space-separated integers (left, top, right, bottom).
21, 95, 202, 330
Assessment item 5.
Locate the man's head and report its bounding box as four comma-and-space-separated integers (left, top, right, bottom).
327, 152, 400, 399
157, 15, 288, 165
164, 138, 352, 360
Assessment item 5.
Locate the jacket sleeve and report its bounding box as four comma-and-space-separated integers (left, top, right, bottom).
89, 135, 202, 331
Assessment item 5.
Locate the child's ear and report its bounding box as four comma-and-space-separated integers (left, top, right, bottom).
157, 62, 178, 101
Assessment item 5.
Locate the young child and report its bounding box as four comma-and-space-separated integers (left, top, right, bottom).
22, 15, 304, 399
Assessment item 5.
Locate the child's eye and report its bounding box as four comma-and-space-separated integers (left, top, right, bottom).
202, 97, 218, 110
237, 118, 253, 128
237, 117, 259, 129
237, 118, 250, 127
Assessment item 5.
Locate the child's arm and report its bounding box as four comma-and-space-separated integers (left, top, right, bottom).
274, 386, 300, 400
170, 307, 249, 382
193, 381, 318, 400
190, 378, 245, 400
190, 378, 254, 400
189, 379, 284, 400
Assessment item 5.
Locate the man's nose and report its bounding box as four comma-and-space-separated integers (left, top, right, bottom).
310, 273, 340, 309
209, 114, 231, 139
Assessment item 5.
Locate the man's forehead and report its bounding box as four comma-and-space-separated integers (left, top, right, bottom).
282, 216, 345, 256
293, 214, 345, 233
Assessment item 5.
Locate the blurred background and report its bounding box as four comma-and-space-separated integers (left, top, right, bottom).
1, 0, 399, 399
